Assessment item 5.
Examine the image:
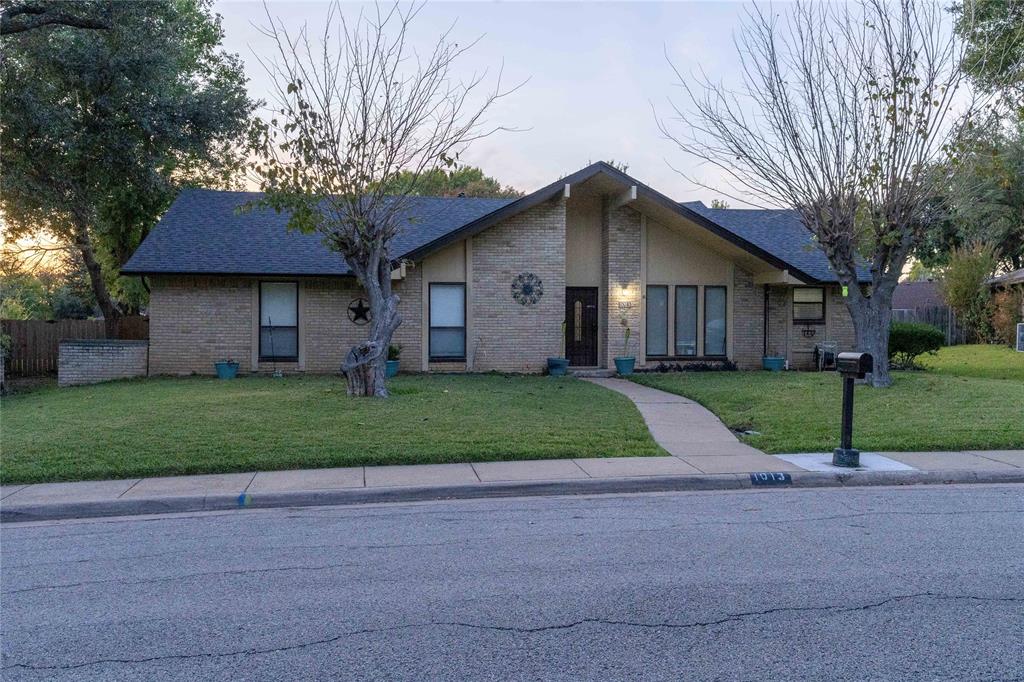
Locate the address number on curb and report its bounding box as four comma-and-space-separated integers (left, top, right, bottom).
750, 472, 792, 486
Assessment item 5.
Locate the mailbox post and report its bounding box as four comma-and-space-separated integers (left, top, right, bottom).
833, 352, 873, 467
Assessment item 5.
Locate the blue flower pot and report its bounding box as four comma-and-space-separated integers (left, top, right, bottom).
762, 356, 785, 372
385, 360, 400, 378
547, 357, 569, 377
614, 356, 636, 376
214, 361, 239, 379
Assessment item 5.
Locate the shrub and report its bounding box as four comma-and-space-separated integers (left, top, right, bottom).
939, 243, 996, 342
989, 289, 1023, 347
387, 344, 402, 361
888, 321, 945, 369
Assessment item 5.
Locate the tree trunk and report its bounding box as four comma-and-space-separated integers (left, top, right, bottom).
341, 256, 402, 397
845, 290, 894, 388
73, 219, 121, 336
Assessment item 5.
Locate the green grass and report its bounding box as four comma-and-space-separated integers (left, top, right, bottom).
917, 344, 1024, 382
0, 375, 661, 484
631, 357, 1024, 454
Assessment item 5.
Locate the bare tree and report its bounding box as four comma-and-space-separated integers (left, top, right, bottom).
249, 1, 515, 397
659, 0, 977, 387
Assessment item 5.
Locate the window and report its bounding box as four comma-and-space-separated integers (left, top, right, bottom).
793, 287, 825, 322
704, 286, 727, 356
259, 282, 298, 361
429, 283, 465, 359
646, 286, 668, 356
675, 286, 698, 356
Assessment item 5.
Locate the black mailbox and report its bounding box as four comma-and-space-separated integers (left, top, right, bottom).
836, 352, 873, 378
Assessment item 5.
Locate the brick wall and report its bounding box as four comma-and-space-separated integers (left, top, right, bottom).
603, 201, 642, 367
58, 340, 148, 387
471, 198, 566, 372
732, 268, 764, 369
763, 284, 857, 369
301, 274, 421, 374
149, 274, 422, 376
149, 276, 253, 375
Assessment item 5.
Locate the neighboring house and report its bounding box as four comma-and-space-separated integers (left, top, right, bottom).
122, 162, 869, 375
988, 268, 1024, 318
892, 280, 945, 312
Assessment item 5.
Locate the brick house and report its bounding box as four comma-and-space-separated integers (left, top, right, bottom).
122, 162, 868, 375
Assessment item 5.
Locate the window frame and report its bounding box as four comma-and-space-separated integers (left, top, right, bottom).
674, 285, 699, 357
703, 285, 728, 358
428, 282, 467, 361
645, 285, 670, 357
258, 281, 299, 362
792, 286, 826, 324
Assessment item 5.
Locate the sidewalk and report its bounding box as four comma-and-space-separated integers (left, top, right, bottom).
3, 448, 1023, 523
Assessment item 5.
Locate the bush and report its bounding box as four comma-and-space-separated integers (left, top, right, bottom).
888, 322, 945, 369
989, 289, 1024, 348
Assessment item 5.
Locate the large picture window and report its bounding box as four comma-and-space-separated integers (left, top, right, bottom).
704, 286, 727, 357
646, 286, 668, 356
675, 286, 698, 356
793, 287, 825, 322
429, 283, 466, 360
259, 282, 298, 361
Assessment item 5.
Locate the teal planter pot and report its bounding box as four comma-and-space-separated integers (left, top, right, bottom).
614, 356, 636, 376
385, 360, 400, 378
214, 361, 239, 379
547, 357, 569, 376
762, 356, 785, 372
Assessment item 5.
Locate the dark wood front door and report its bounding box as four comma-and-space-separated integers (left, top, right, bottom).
565, 287, 598, 366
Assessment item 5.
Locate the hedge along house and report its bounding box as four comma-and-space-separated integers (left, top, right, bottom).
122, 162, 870, 375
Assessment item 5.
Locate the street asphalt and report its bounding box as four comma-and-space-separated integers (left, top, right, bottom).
2, 485, 1023, 681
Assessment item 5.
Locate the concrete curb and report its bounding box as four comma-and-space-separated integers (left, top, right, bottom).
4, 468, 1024, 523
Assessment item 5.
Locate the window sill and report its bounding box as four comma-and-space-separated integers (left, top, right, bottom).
259, 357, 298, 362
647, 355, 729, 362
793, 319, 825, 326
429, 357, 466, 363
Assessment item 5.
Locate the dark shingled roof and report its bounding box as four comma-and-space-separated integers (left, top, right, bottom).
892, 280, 945, 309
122, 190, 515, 276
680, 202, 871, 283
123, 165, 870, 283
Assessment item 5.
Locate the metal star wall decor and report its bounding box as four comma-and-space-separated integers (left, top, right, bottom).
511, 272, 543, 306
348, 297, 371, 325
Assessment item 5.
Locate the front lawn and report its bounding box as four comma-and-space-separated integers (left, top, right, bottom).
631, 357, 1023, 453
917, 344, 1024, 382
1, 375, 661, 484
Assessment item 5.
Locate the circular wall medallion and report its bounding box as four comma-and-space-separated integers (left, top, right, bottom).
511, 272, 544, 306
348, 297, 372, 325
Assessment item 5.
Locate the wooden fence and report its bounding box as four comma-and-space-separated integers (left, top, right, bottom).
1, 317, 149, 376
891, 305, 966, 346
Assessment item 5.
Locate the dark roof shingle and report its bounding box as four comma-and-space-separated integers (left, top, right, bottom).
681, 202, 870, 283
122, 190, 515, 276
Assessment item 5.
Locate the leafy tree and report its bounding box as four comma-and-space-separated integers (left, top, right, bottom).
0, 0, 110, 35
710, 199, 730, 209
660, 0, 977, 387
376, 167, 521, 199
0, 0, 253, 329
250, 2, 514, 397
940, 242, 998, 341
953, 0, 1024, 114
925, 119, 1024, 271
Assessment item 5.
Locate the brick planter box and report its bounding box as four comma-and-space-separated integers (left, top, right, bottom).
58, 340, 149, 387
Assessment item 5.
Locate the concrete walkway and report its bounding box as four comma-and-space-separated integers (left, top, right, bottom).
584, 377, 799, 474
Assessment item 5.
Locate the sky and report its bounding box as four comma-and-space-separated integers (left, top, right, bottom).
214, 0, 757, 204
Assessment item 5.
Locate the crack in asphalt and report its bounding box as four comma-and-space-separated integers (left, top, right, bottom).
3, 561, 366, 595
4, 592, 1021, 672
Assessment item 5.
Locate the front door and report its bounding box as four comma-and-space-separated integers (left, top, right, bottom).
565, 287, 598, 366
